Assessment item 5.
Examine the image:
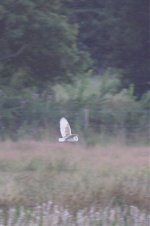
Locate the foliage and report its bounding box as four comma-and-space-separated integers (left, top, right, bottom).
0, 1, 149, 141
0, 0, 90, 90
52, 73, 149, 144
0, 203, 149, 226
68, 0, 149, 94
0, 73, 149, 144
0, 0, 149, 94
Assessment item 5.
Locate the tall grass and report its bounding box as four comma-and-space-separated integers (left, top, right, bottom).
0, 140, 149, 225
0, 202, 149, 226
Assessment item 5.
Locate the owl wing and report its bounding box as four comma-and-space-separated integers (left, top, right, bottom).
60, 117, 72, 138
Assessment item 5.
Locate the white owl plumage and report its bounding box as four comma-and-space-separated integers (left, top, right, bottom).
58, 117, 78, 142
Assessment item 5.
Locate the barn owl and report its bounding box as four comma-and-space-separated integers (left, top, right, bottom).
58, 117, 78, 142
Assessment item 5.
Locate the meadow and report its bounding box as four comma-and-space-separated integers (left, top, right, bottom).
0, 140, 149, 225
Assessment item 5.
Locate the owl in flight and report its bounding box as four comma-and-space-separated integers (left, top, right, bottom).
58, 117, 78, 142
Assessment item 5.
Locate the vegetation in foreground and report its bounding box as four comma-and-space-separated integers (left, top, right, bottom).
0, 202, 149, 226
0, 140, 149, 212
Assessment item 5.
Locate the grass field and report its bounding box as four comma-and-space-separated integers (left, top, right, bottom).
0, 140, 149, 225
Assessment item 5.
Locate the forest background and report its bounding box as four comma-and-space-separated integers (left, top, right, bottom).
0, 0, 149, 144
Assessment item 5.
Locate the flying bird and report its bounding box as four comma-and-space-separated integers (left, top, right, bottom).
58, 117, 78, 142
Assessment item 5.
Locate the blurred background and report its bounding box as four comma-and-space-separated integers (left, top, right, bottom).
0, 0, 149, 144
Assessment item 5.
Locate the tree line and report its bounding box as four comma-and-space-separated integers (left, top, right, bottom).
0, 0, 149, 141
0, 0, 149, 93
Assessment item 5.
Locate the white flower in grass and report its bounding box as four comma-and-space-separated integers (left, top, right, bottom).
32, 206, 41, 226
139, 213, 146, 226
50, 205, 60, 225
7, 208, 16, 226
46, 201, 53, 213
130, 205, 140, 225
109, 208, 116, 223
53, 205, 60, 215
61, 209, 70, 223
89, 207, 95, 218
76, 210, 85, 225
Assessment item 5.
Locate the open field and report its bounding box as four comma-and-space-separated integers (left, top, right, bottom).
0, 140, 149, 225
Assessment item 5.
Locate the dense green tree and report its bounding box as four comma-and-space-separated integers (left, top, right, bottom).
0, 0, 90, 90
68, 0, 149, 95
